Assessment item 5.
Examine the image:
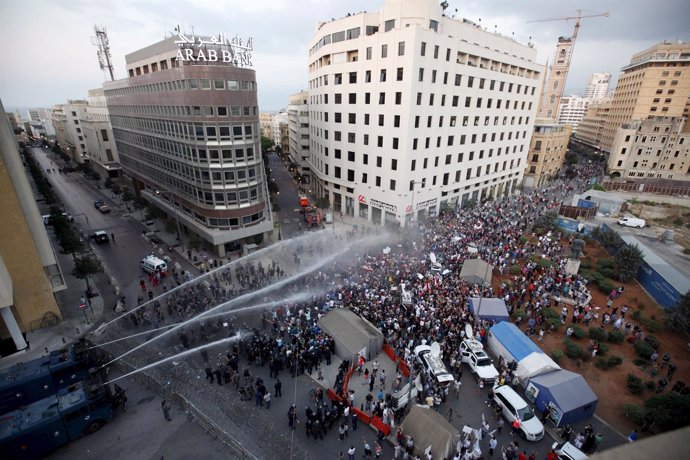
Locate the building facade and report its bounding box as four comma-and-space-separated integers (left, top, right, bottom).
58, 100, 90, 163
259, 112, 273, 139
556, 94, 589, 133
574, 99, 611, 148
584, 72, 610, 100
522, 119, 571, 188
307, 0, 542, 225
50, 104, 69, 151
600, 41, 690, 153
82, 88, 121, 180
103, 35, 273, 256
0, 99, 63, 354
607, 116, 690, 180
538, 37, 574, 119
287, 91, 311, 184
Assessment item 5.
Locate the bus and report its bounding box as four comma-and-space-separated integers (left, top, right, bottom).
0, 341, 95, 414
0, 379, 125, 460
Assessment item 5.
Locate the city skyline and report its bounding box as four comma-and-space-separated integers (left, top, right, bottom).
1, 0, 688, 112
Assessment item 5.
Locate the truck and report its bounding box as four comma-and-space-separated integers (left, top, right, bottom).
299, 195, 309, 212
0, 341, 94, 414
617, 217, 646, 228
0, 380, 126, 460
460, 331, 499, 384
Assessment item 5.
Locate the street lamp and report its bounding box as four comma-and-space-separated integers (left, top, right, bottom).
154, 190, 184, 252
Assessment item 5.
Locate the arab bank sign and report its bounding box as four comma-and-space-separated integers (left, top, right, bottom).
175, 32, 254, 67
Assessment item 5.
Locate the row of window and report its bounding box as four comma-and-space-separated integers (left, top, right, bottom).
111, 115, 257, 143
108, 104, 259, 118
105, 79, 257, 97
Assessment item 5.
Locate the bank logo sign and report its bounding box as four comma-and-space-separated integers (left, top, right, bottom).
175, 33, 253, 67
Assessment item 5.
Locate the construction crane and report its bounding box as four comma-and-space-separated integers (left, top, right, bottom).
528, 10, 609, 118
527, 9, 609, 42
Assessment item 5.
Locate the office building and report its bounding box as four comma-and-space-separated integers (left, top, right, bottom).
82, 88, 121, 180
556, 94, 589, 133
584, 72, 610, 100
307, 0, 542, 225
103, 35, 273, 256
600, 41, 690, 152
259, 112, 273, 139
523, 119, 571, 188
0, 99, 63, 355
607, 116, 690, 180
287, 91, 311, 184
574, 99, 611, 149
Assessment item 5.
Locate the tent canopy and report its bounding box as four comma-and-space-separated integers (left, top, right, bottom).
468, 298, 509, 323
317, 309, 384, 360
459, 259, 493, 285
399, 405, 459, 459
514, 352, 560, 383
489, 322, 543, 362
529, 370, 597, 413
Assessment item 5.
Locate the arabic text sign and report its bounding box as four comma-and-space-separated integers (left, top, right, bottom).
175, 33, 253, 67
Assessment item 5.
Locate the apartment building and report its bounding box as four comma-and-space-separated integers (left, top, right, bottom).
574, 99, 612, 149
287, 91, 311, 184
103, 35, 273, 256
307, 0, 542, 225
80, 88, 121, 180
557, 95, 589, 133
584, 72, 610, 100
523, 119, 571, 188
607, 116, 689, 181
600, 41, 690, 152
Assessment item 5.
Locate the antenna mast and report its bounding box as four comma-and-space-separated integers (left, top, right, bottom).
92, 26, 115, 81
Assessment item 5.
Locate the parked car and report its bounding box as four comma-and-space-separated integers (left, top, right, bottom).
551, 441, 588, 460
460, 338, 499, 384
42, 212, 73, 225
93, 200, 104, 209
414, 343, 455, 387
98, 204, 111, 213
89, 231, 109, 244
617, 217, 645, 228
492, 384, 544, 441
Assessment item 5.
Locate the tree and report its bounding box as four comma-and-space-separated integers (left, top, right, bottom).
104, 178, 114, 197
187, 233, 202, 252
165, 218, 178, 235
72, 256, 102, 295
533, 211, 557, 234
261, 136, 274, 154
315, 196, 330, 209
133, 196, 148, 220
122, 188, 134, 210
615, 243, 644, 282
643, 392, 690, 431
665, 290, 690, 335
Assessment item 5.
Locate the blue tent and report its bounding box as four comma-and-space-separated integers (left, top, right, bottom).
488, 322, 543, 361
468, 298, 510, 323
526, 370, 598, 426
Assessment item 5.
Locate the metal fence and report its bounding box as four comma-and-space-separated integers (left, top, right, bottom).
602, 180, 690, 196
558, 205, 597, 220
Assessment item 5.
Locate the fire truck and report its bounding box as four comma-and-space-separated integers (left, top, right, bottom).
305, 207, 322, 228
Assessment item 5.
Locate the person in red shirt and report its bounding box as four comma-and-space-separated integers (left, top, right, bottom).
517, 451, 527, 460
547, 449, 558, 460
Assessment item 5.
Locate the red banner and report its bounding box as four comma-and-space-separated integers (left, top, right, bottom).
371, 415, 391, 436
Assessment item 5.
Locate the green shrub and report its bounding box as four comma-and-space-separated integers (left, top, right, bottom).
597, 258, 616, 269
642, 317, 661, 333
608, 356, 623, 368
645, 380, 656, 390
590, 271, 604, 283
638, 303, 646, 310
631, 310, 642, 321
519, 236, 528, 244
513, 309, 525, 320
563, 339, 584, 359
595, 358, 610, 370
536, 258, 554, 269
551, 350, 564, 364
597, 279, 616, 295
572, 326, 585, 340
546, 317, 562, 332
580, 259, 592, 269
633, 358, 648, 367
627, 374, 645, 394
623, 404, 645, 425
509, 265, 521, 275
645, 335, 660, 349
597, 343, 609, 357
589, 327, 608, 341
608, 331, 625, 344
634, 340, 655, 359
543, 307, 558, 319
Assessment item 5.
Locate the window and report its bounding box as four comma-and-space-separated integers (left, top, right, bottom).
433, 45, 439, 59
380, 69, 387, 82
348, 113, 356, 124
390, 179, 396, 191
384, 19, 395, 32
421, 42, 426, 56
398, 41, 405, 56
429, 20, 438, 32
394, 115, 400, 127
393, 138, 399, 149
335, 73, 342, 84
365, 93, 371, 104
377, 136, 383, 147
100, 129, 109, 141
468, 76, 474, 88
376, 176, 381, 187
363, 154, 369, 165
419, 68, 424, 82
381, 44, 388, 58
349, 72, 357, 84
455, 74, 461, 86
417, 92, 422, 105
364, 113, 370, 125
349, 93, 357, 104
395, 92, 402, 105
335, 93, 342, 104
365, 70, 371, 83
379, 114, 385, 126
397, 67, 404, 81
379, 92, 386, 104
362, 173, 368, 183
348, 151, 355, 162
366, 47, 372, 60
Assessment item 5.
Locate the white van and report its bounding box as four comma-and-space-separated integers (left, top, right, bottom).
493, 384, 545, 441
617, 217, 645, 228
140, 255, 168, 275
414, 344, 455, 386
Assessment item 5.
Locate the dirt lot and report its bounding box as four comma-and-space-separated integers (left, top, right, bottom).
495, 238, 690, 437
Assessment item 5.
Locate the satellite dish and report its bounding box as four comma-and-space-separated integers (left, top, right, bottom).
429, 252, 437, 264
465, 324, 473, 339
430, 342, 441, 358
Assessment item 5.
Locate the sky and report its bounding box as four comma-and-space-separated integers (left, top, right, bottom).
1, 0, 688, 114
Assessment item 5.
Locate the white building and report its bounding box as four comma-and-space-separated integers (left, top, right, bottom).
82, 88, 121, 180
61, 100, 90, 163
556, 94, 589, 133
271, 111, 288, 146
287, 91, 311, 185
584, 72, 610, 101
307, 0, 542, 225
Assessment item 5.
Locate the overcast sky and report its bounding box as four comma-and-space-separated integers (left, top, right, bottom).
1, 0, 688, 114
